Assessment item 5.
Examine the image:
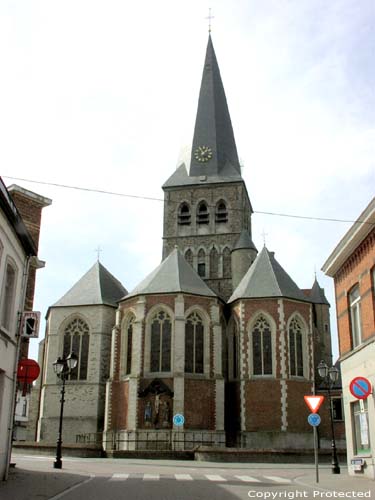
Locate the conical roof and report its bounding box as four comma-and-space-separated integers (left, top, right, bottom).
229, 246, 307, 303
233, 230, 257, 251
125, 247, 217, 299
309, 278, 330, 306
189, 35, 241, 179
53, 261, 127, 307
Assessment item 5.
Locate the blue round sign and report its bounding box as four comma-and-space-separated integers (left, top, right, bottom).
308, 413, 321, 427
173, 413, 185, 426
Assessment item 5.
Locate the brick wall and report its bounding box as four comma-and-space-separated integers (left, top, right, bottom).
184, 378, 215, 429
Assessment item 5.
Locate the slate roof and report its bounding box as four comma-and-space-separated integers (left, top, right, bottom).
164, 35, 242, 188
233, 230, 258, 251
308, 278, 330, 306
229, 246, 308, 303
53, 261, 127, 307
124, 247, 217, 299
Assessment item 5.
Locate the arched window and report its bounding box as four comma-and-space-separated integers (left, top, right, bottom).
0, 261, 17, 331
122, 315, 135, 376
215, 200, 228, 223
178, 202, 191, 225
185, 312, 204, 374
251, 315, 272, 375
289, 317, 304, 377
197, 201, 209, 225
150, 310, 172, 372
223, 247, 231, 278
63, 318, 90, 380
197, 249, 206, 278
210, 247, 219, 278
184, 249, 193, 268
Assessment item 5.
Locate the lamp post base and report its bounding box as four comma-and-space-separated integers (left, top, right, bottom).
332, 465, 340, 474
53, 459, 62, 469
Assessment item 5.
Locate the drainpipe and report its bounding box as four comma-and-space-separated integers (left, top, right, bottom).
4, 254, 31, 480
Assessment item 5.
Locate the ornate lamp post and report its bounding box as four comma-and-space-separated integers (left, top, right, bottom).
317, 360, 340, 474
52, 352, 77, 469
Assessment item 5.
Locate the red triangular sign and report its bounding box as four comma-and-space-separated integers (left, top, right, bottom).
304, 395, 324, 413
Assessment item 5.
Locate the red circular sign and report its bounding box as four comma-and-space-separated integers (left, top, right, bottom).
349, 376, 372, 400
17, 359, 40, 384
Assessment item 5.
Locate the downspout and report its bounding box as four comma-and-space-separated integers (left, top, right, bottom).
4, 254, 31, 480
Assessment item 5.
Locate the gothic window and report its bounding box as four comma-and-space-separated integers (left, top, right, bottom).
150, 310, 172, 372
251, 315, 272, 375
210, 247, 219, 278
185, 312, 204, 374
184, 249, 193, 268
223, 247, 231, 278
197, 249, 206, 278
63, 318, 90, 380
178, 202, 191, 225
349, 285, 362, 349
289, 317, 304, 377
122, 315, 135, 376
215, 200, 228, 223
197, 201, 209, 225
0, 261, 17, 331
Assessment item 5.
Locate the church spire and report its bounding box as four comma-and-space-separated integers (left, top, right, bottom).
189, 35, 241, 179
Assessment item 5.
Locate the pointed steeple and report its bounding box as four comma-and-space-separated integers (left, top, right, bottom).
189, 35, 241, 179
309, 278, 330, 306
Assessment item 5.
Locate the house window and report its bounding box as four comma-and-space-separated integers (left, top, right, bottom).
251, 315, 272, 375
210, 247, 219, 278
185, 312, 204, 374
289, 317, 304, 377
178, 203, 191, 225
332, 397, 343, 421
215, 200, 228, 223
352, 400, 371, 455
150, 311, 171, 372
0, 261, 17, 331
349, 285, 362, 349
123, 315, 134, 376
197, 201, 209, 225
197, 249, 206, 277
63, 318, 90, 380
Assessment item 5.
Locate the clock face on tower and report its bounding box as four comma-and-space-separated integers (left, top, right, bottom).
194, 145, 213, 163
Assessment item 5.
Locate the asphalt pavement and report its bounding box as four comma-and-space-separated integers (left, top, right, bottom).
0, 454, 374, 500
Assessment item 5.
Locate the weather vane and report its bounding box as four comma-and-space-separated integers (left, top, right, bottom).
95, 246, 102, 261
261, 229, 268, 247
206, 8, 214, 33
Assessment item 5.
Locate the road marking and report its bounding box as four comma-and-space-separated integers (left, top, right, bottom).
110, 474, 129, 481
235, 475, 261, 483
264, 476, 292, 483
205, 474, 227, 482
143, 474, 160, 480
49, 474, 95, 499
175, 474, 193, 481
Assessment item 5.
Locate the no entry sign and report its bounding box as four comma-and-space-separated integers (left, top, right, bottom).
350, 377, 372, 400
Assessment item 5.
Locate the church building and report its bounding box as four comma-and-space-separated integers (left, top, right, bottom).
32, 35, 335, 452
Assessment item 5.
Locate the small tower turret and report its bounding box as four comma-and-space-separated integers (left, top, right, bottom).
231, 230, 258, 289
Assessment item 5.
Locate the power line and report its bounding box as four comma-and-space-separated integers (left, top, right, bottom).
3, 174, 373, 227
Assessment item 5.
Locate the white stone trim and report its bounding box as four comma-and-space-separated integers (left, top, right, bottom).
278, 299, 288, 431
238, 301, 246, 431
210, 303, 222, 376
127, 378, 138, 430
215, 379, 225, 430
174, 295, 185, 374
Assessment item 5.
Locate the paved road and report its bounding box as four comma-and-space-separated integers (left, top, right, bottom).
10, 454, 355, 500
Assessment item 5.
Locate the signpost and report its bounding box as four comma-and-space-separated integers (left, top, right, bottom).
304, 394, 324, 483
349, 377, 372, 400
173, 414, 185, 427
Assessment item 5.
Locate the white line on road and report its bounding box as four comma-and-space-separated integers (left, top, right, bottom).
110, 474, 129, 481
175, 474, 193, 481
264, 476, 292, 483
48, 474, 95, 500
205, 474, 227, 482
143, 474, 160, 480
235, 475, 261, 483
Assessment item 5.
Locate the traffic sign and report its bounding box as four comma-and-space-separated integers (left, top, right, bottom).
308, 413, 321, 427
349, 377, 372, 400
304, 395, 324, 413
173, 413, 185, 426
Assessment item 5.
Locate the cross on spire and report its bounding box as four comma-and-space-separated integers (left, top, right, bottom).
261, 229, 268, 247
95, 246, 102, 261
206, 8, 214, 33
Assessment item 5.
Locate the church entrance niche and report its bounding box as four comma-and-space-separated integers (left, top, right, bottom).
138, 379, 174, 430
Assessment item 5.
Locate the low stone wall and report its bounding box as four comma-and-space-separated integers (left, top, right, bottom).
12, 441, 103, 458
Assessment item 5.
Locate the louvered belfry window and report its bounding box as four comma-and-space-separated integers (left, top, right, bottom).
63, 318, 90, 380
197, 201, 209, 224
178, 202, 191, 225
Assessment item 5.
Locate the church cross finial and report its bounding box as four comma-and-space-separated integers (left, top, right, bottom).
95, 246, 102, 261
206, 8, 214, 33
261, 229, 268, 247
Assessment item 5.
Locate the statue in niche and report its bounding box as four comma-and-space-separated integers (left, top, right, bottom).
144, 401, 152, 427
161, 400, 170, 428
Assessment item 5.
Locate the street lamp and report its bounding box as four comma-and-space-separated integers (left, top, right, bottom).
52, 352, 77, 469
317, 360, 340, 474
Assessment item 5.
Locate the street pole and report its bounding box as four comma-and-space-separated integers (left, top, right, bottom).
54, 376, 66, 469
327, 381, 340, 474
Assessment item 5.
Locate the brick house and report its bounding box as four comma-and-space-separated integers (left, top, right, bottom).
322, 197, 375, 479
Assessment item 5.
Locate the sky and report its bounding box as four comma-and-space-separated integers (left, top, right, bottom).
1, 0, 374, 363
